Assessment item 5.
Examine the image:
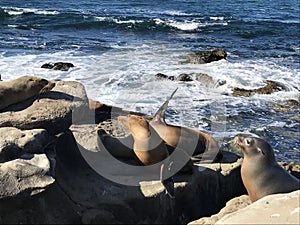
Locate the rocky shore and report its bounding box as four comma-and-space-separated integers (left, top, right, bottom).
0, 74, 299, 224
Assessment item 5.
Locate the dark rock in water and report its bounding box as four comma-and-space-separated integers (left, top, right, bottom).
41, 63, 54, 69
155, 73, 175, 81
285, 99, 300, 106
53, 62, 74, 71
186, 49, 227, 64
232, 80, 287, 97
178, 73, 193, 82
41, 62, 74, 71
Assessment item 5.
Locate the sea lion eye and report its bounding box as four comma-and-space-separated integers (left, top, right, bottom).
245, 138, 252, 146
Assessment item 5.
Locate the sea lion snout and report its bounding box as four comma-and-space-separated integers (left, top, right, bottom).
39, 80, 55, 94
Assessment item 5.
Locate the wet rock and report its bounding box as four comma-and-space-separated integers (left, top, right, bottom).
186, 49, 227, 64
41, 62, 74, 71
232, 80, 287, 97
0, 127, 50, 163
215, 190, 300, 225
195, 73, 226, 88
273, 103, 293, 112
0, 80, 89, 134
0, 154, 54, 199
155, 73, 175, 81
279, 162, 300, 179
178, 73, 193, 81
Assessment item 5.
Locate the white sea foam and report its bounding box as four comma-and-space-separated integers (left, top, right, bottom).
1, 43, 298, 117
3, 7, 59, 16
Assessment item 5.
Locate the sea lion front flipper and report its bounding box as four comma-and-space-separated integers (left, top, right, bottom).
160, 163, 175, 199
152, 88, 178, 123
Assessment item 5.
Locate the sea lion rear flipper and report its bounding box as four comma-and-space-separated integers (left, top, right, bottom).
153, 88, 178, 123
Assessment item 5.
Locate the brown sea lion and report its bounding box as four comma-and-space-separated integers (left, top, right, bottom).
118, 114, 175, 198
234, 134, 300, 202
149, 88, 222, 163
0, 75, 55, 111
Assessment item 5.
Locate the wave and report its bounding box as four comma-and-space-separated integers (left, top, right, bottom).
1, 6, 59, 16
70, 15, 228, 31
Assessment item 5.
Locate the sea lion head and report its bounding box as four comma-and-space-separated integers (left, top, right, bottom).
20, 75, 55, 94
118, 115, 150, 140
233, 134, 275, 162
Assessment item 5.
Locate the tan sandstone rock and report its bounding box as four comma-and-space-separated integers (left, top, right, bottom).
215, 190, 300, 225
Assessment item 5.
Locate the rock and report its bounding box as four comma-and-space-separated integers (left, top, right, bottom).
57, 125, 247, 224
195, 73, 226, 88
279, 162, 300, 179
188, 195, 251, 225
186, 49, 227, 64
215, 190, 300, 225
232, 80, 287, 97
0, 80, 89, 134
273, 103, 293, 112
41, 62, 74, 71
155, 73, 175, 81
0, 154, 54, 199
0, 127, 50, 162
178, 73, 193, 81
154, 72, 226, 88
81, 209, 121, 224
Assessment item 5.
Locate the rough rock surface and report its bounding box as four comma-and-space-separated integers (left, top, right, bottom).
186, 49, 227, 64
188, 195, 251, 225
0, 80, 89, 134
215, 190, 300, 225
0, 127, 50, 162
0, 154, 54, 199
232, 80, 287, 97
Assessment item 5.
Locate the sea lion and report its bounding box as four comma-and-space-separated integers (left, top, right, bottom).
118, 114, 175, 198
149, 88, 222, 163
234, 134, 300, 202
0, 75, 55, 111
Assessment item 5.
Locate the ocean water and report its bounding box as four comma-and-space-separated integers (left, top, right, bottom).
0, 0, 299, 162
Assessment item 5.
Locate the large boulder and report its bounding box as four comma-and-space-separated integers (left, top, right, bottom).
0, 154, 54, 199
215, 190, 300, 224
0, 80, 89, 134
0, 127, 50, 162
54, 124, 247, 224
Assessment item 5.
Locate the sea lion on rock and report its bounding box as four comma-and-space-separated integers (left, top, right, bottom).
234, 134, 300, 202
0, 75, 55, 111
149, 88, 222, 163
118, 114, 175, 198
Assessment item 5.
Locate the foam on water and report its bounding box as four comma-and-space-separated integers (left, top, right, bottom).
2, 6, 59, 16
1, 42, 298, 115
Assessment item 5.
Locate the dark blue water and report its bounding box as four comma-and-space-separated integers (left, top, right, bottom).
1, 0, 299, 60
0, 0, 299, 162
